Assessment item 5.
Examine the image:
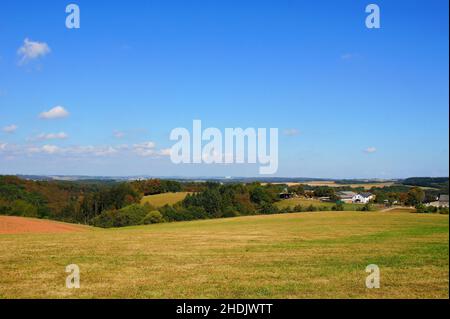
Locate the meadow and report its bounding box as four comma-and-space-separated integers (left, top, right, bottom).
0, 210, 448, 298
274, 197, 368, 211
140, 192, 191, 207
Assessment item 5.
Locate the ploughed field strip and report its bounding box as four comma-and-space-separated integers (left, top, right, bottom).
0, 216, 88, 234
0, 211, 448, 298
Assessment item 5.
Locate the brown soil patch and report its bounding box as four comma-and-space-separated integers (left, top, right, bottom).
0, 216, 88, 234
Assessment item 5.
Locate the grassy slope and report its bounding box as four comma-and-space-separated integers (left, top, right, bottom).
275, 198, 365, 211
140, 192, 191, 207
0, 211, 448, 298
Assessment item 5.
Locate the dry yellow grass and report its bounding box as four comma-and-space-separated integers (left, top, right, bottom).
140, 192, 191, 207
0, 211, 447, 299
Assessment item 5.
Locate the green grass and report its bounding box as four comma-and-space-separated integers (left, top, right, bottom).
140, 192, 191, 207
275, 197, 366, 211
0, 211, 448, 298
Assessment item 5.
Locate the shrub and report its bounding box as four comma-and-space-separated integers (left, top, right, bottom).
415, 204, 449, 214
92, 204, 151, 228
279, 206, 293, 214
415, 204, 425, 213
332, 203, 344, 211
359, 203, 374, 212
259, 203, 279, 215
222, 206, 240, 217
142, 210, 164, 224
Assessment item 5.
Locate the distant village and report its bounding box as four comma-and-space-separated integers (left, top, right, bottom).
279, 189, 449, 208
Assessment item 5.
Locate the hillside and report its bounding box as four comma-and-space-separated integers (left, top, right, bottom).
0, 211, 447, 298
141, 192, 191, 207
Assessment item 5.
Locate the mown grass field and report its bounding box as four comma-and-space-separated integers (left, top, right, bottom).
275, 197, 368, 211
140, 192, 191, 207
0, 211, 448, 298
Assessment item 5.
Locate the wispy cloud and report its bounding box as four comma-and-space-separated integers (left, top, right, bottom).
159, 148, 171, 156
2, 124, 18, 133
39, 106, 69, 119
29, 132, 68, 141
113, 130, 125, 138
341, 53, 359, 61
17, 38, 50, 65
2, 140, 170, 159
133, 141, 157, 157
364, 146, 377, 153
283, 128, 300, 136
26, 144, 117, 157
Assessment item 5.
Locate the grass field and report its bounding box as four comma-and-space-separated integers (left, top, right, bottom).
275, 197, 367, 211
270, 181, 395, 189
0, 210, 447, 298
140, 192, 191, 207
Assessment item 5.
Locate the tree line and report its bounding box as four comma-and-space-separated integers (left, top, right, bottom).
1, 176, 448, 228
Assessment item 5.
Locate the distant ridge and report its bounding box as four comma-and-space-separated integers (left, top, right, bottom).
10, 174, 405, 184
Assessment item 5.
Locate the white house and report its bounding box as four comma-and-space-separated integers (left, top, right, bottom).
337, 191, 374, 204
352, 192, 375, 204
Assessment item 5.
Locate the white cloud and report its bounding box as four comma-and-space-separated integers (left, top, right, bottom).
39, 106, 69, 119
2, 124, 18, 133
133, 141, 157, 157
57, 145, 118, 157
158, 148, 171, 156
17, 38, 50, 64
92, 146, 118, 156
283, 128, 300, 136
364, 147, 377, 153
341, 53, 353, 60
4, 140, 169, 159
41, 144, 60, 154
341, 53, 359, 61
30, 132, 68, 141
25, 144, 118, 157
113, 130, 125, 138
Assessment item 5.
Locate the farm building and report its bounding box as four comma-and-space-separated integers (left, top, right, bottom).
337, 191, 374, 204
279, 188, 295, 199
352, 192, 375, 204
426, 194, 449, 208
336, 191, 357, 203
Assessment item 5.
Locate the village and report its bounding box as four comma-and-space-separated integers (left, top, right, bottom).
278, 187, 449, 208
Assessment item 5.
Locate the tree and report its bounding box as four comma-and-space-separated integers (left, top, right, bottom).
405, 187, 425, 206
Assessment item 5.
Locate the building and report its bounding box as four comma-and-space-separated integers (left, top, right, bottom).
337, 191, 357, 203
279, 188, 295, 199
426, 194, 449, 208
337, 191, 374, 204
440, 195, 449, 207
352, 192, 375, 204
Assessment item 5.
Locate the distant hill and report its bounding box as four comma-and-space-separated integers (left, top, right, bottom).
401, 177, 449, 193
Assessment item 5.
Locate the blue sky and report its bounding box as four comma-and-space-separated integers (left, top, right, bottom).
0, 0, 448, 178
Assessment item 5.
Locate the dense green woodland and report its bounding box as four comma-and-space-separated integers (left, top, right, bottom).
0, 176, 448, 228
